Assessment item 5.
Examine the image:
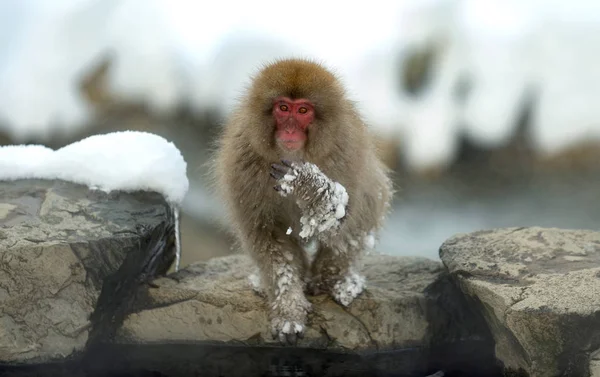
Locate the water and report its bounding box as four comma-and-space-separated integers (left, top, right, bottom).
0, 341, 502, 377
377, 172, 600, 259
67, 109, 600, 264
184, 170, 600, 262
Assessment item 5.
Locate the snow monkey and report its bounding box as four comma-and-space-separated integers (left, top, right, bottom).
214, 58, 393, 344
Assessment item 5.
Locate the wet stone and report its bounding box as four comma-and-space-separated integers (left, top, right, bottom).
0, 179, 175, 364
440, 227, 600, 377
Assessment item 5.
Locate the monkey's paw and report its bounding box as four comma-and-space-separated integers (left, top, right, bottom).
270, 294, 311, 345
270, 159, 298, 196
331, 272, 365, 307
248, 273, 266, 298
271, 160, 348, 239
271, 317, 306, 345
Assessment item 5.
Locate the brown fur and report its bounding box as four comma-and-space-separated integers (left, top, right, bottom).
212, 58, 393, 343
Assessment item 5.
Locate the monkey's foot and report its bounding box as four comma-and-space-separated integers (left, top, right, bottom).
270, 294, 311, 345
331, 272, 365, 307
248, 273, 266, 297
306, 280, 324, 296
271, 317, 306, 345
306, 274, 329, 296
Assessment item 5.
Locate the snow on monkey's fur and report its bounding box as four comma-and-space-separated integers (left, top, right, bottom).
278, 162, 349, 239
249, 161, 371, 331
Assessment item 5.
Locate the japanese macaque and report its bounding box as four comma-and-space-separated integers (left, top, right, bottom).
213, 59, 393, 344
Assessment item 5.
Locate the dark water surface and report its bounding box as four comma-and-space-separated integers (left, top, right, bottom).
0, 341, 502, 377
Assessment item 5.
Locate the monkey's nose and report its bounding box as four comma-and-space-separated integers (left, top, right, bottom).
284, 120, 298, 133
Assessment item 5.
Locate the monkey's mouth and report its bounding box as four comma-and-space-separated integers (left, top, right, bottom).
279, 139, 305, 151
276, 129, 306, 151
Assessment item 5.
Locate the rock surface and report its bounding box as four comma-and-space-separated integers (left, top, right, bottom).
440, 227, 600, 377
116, 253, 489, 352
0, 178, 500, 375
0, 179, 175, 364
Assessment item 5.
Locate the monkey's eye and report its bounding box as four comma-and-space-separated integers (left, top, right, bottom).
298, 107, 308, 114
279, 104, 289, 111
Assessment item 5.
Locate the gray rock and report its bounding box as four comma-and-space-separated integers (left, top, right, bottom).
116, 253, 488, 352
440, 226, 600, 377
0, 179, 175, 364
591, 348, 600, 377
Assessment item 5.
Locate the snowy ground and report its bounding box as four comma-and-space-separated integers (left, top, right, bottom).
1, 0, 600, 173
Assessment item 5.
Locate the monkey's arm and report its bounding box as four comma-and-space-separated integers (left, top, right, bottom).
271, 160, 349, 239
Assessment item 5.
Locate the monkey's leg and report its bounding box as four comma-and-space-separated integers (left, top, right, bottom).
309, 238, 365, 307
252, 237, 311, 345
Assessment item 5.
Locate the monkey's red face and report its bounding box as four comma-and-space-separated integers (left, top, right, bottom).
273, 97, 314, 151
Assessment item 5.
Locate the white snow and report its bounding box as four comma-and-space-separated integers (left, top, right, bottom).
2, 1, 600, 171
363, 232, 376, 251
248, 272, 263, 295
270, 257, 311, 341
399, 0, 600, 170
277, 162, 349, 239
0, 0, 115, 142
278, 172, 297, 197
273, 161, 349, 239
286, 227, 292, 235
332, 183, 349, 220
104, 0, 184, 115
0, 131, 189, 204
298, 190, 348, 239
173, 206, 182, 272
332, 270, 366, 307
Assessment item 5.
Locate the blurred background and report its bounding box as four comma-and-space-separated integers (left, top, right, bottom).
1, 0, 599, 266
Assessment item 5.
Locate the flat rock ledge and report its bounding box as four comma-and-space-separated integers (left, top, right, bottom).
0, 179, 175, 364
440, 227, 600, 377
117, 253, 463, 351
4, 179, 600, 377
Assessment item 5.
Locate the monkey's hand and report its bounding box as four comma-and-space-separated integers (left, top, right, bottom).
271, 160, 349, 239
